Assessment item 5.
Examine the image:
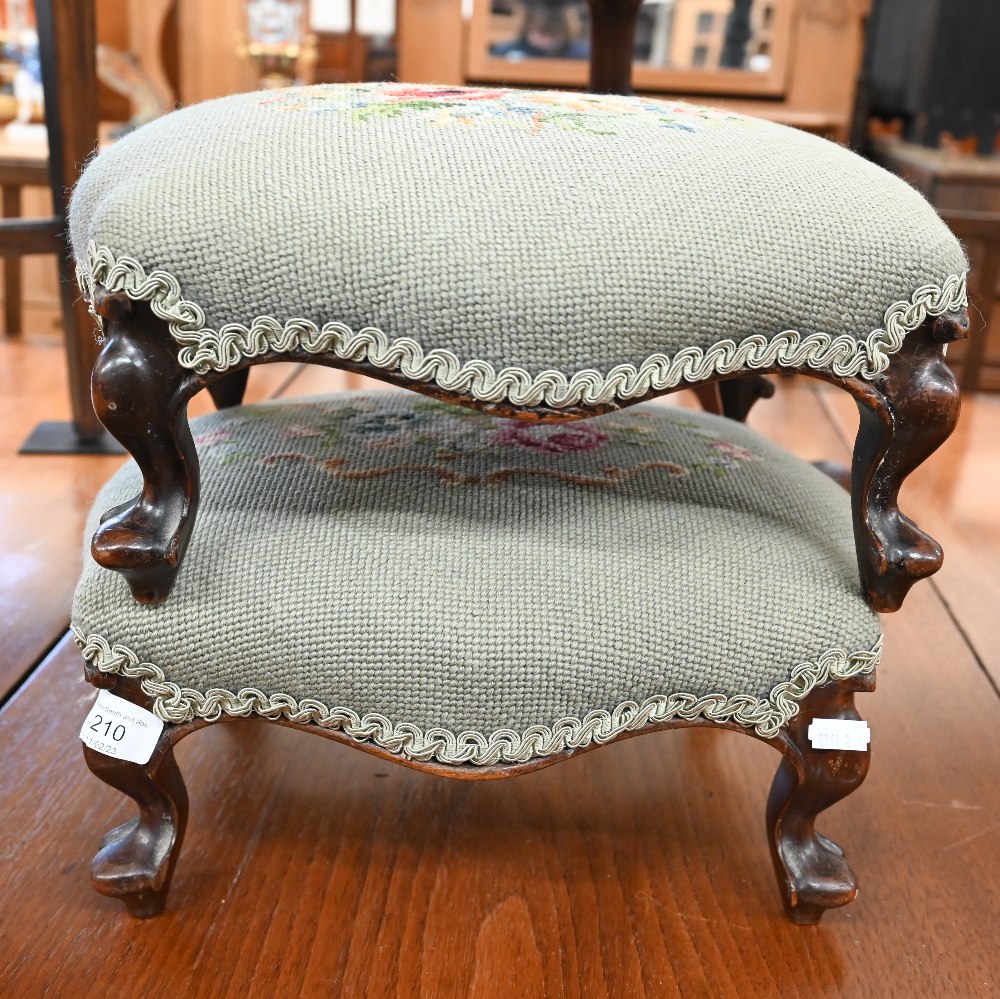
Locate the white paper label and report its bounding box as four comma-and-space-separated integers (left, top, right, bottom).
808, 718, 871, 751
80, 689, 164, 764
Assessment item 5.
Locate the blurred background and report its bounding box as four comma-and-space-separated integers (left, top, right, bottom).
1, 0, 997, 426
1, 9, 998, 994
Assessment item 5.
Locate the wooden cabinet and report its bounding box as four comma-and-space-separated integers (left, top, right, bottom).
873, 136, 1000, 391
399, 0, 869, 142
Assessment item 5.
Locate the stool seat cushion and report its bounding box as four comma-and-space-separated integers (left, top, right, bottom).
73, 392, 881, 767
69, 83, 967, 411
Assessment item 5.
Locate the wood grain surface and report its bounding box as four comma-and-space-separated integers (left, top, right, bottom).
1, 343, 999, 996
0, 338, 301, 705
0, 337, 121, 699
2, 592, 999, 997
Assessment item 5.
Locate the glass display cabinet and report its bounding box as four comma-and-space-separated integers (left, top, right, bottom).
467, 0, 795, 98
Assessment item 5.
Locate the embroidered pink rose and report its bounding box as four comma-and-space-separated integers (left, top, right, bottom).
709, 441, 759, 462
194, 428, 233, 448
488, 423, 609, 454
382, 86, 509, 103
281, 424, 322, 439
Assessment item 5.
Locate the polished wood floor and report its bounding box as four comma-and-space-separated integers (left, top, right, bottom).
1, 333, 998, 997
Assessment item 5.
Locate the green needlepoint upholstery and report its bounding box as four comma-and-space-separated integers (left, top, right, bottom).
68, 83, 966, 410
73, 392, 882, 767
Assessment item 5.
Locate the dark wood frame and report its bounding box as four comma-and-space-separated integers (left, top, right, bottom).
80, 290, 965, 924
87, 291, 966, 616
72, 0, 969, 924
84, 667, 873, 925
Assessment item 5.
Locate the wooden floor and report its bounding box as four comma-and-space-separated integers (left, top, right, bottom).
1, 333, 999, 997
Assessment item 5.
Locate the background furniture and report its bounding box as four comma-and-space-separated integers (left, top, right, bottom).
8, 0, 177, 451
872, 135, 1000, 391
8, 0, 111, 451
859, 0, 999, 391
175, 0, 398, 105
866, 0, 1000, 155
0, 132, 48, 336
467, 0, 797, 97
400, 0, 871, 142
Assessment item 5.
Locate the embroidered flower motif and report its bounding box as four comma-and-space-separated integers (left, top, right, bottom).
257, 83, 749, 136
261, 451, 312, 466
340, 409, 472, 450
281, 424, 323, 439
194, 428, 233, 448
201, 398, 773, 488
700, 438, 764, 471
381, 86, 507, 103
487, 422, 609, 453
527, 92, 630, 115
709, 441, 759, 462
351, 412, 420, 435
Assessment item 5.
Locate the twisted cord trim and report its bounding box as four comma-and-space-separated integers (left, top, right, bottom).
77, 244, 967, 409
72, 628, 881, 766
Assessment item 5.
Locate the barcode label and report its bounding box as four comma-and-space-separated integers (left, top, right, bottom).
807, 718, 871, 751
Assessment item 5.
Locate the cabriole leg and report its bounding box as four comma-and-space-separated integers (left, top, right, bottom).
207, 366, 249, 409
83, 722, 189, 918
766, 675, 873, 924
852, 311, 966, 611
718, 374, 775, 422
89, 288, 200, 604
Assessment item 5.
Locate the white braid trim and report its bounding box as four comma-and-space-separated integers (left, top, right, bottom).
72, 628, 881, 766
76, 243, 967, 410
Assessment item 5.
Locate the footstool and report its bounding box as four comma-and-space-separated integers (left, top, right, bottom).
68, 83, 969, 922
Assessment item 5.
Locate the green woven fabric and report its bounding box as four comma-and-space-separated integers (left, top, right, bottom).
73, 392, 881, 765
68, 84, 966, 408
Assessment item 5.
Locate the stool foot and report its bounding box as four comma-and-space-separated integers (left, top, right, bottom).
767, 676, 872, 924
83, 732, 188, 918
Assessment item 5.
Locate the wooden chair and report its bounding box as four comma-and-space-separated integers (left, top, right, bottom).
66, 5, 969, 924
11, 0, 111, 451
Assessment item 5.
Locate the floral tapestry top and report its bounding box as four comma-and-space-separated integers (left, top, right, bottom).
258, 82, 751, 137
194, 392, 765, 491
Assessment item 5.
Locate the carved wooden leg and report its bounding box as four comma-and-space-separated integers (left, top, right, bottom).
90, 288, 200, 604
767, 675, 873, 924
692, 375, 775, 421
83, 727, 189, 918
718, 374, 775, 422
851, 311, 967, 611
691, 381, 723, 415
207, 367, 249, 409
